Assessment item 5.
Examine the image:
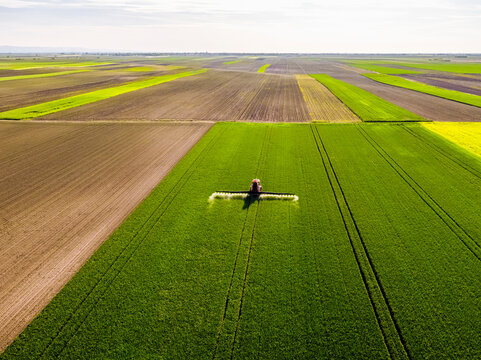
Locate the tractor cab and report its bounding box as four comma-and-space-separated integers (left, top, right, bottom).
250, 179, 262, 194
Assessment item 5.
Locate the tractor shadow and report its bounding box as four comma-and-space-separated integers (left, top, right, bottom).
243, 194, 259, 209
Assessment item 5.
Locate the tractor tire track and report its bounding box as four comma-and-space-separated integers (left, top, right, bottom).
211, 199, 253, 359
310, 124, 410, 360
400, 125, 481, 180
357, 125, 481, 261
37, 126, 224, 359
211, 126, 271, 359
229, 127, 272, 359
230, 202, 261, 359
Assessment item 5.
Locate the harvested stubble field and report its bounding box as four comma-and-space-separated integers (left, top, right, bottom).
38, 70, 311, 122
0, 121, 211, 352
295, 74, 359, 122
2, 123, 481, 359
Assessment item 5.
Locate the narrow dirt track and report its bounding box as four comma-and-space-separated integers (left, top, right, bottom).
0, 121, 212, 352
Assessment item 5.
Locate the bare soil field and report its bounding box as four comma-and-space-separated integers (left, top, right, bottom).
0, 121, 212, 352
0, 70, 152, 112
400, 74, 481, 96
39, 70, 310, 122
206, 58, 268, 72
295, 74, 359, 122
322, 66, 481, 121
236, 73, 310, 121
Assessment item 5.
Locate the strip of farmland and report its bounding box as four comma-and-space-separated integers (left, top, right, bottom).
345, 63, 421, 74
388, 62, 481, 74
365, 74, 481, 108
422, 122, 481, 158
0, 70, 155, 112
295, 74, 359, 122
399, 73, 481, 96
0, 121, 212, 352
3, 123, 481, 359
0, 70, 206, 120
0, 61, 113, 70
310, 74, 424, 121
257, 64, 270, 73
38, 70, 311, 122
321, 67, 481, 121
0, 70, 89, 82
236, 74, 310, 121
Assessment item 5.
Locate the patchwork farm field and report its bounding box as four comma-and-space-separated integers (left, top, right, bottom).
0, 121, 211, 352
1, 55, 481, 359
2, 123, 481, 359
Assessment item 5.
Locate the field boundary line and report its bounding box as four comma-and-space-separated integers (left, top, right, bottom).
400, 125, 481, 180
357, 125, 481, 260
310, 124, 410, 360
37, 125, 224, 358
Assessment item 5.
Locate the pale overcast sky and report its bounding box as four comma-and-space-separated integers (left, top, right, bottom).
0, 0, 480, 52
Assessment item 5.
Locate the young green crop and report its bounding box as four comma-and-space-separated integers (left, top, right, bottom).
0, 69, 206, 120
257, 64, 271, 73
0, 61, 113, 70
1, 123, 390, 359
223, 60, 242, 65
346, 63, 420, 74
391, 62, 481, 74
3, 123, 481, 359
365, 73, 481, 108
310, 74, 424, 121
0, 70, 88, 82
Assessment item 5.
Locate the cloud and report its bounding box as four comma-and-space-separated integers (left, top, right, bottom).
0, 0, 480, 52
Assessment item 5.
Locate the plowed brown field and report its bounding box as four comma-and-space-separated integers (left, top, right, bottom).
39, 70, 310, 122
296, 74, 359, 122
0, 121, 211, 352
236, 73, 310, 121
0, 70, 152, 112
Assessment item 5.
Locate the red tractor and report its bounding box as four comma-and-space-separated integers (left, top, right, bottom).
250, 179, 262, 194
